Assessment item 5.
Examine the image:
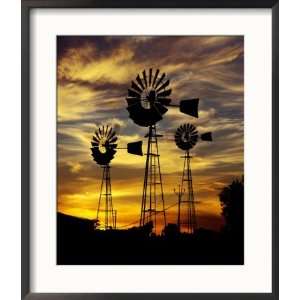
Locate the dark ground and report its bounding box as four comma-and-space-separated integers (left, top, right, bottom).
57, 213, 244, 265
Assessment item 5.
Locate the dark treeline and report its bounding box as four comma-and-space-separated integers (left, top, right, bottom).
57, 177, 244, 265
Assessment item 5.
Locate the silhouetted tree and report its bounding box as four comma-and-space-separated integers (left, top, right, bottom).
219, 177, 244, 238
162, 223, 180, 238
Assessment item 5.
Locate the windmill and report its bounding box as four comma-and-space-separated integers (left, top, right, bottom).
126, 68, 199, 233
91, 125, 143, 230
174, 123, 212, 234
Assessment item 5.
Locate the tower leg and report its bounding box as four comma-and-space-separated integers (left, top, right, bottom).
178, 151, 197, 234
96, 165, 116, 230
96, 167, 105, 226
140, 125, 166, 234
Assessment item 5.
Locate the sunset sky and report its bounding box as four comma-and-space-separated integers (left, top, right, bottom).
57, 36, 244, 231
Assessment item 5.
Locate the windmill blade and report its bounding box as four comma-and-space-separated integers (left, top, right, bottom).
191, 134, 198, 142
127, 102, 162, 127
107, 129, 115, 140
131, 81, 142, 93
200, 132, 213, 141
91, 125, 118, 166
157, 89, 172, 98
127, 141, 143, 156
190, 126, 197, 133
91, 152, 99, 161
142, 70, 148, 88
149, 108, 163, 123
92, 136, 99, 143
126, 69, 171, 127
179, 124, 185, 132
128, 88, 140, 98
136, 74, 145, 90
91, 154, 98, 161
106, 127, 113, 139
190, 133, 198, 140
179, 99, 199, 118
148, 90, 156, 102
95, 130, 100, 140
175, 137, 181, 143
107, 133, 117, 144
174, 123, 199, 151
175, 131, 181, 137
156, 79, 170, 93
107, 143, 118, 150
154, 102, 168, 116
126, 97, 140, 107
110, 136, 118, 144
187, 123, 194, 131
152, 69, 159, 87
157, 98, 171, 106
91, 150, 103, 165
190, 129, 198, 136
104, 125, 109, 137
177, 142, 188, 150
128, 113, 148, 127
91, 147, 100, 155
155, 73, 166, 89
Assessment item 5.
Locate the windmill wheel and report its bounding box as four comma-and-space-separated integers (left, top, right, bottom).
126, 68, 172, 127
90, 125, 118, 165
175, 123, 198, 151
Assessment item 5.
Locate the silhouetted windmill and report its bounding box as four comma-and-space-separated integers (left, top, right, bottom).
174, 123, 212, 234
91, 125, 143, 230
126, 68, 199, 233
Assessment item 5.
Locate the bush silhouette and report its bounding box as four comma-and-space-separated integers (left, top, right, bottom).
219, 177, 244, 238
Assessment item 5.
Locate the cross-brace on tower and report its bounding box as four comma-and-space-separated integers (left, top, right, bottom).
175, 123, 213, 234
96, 165, 117, 230
140, 125, 166, 233
126, 68, 200, 233
177, 150, 196, 234
91, 126, 118, 230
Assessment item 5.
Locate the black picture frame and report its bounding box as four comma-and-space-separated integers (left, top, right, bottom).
21, 0, 279, 299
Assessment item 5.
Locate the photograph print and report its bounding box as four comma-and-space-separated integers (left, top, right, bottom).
57, 36, 244, 265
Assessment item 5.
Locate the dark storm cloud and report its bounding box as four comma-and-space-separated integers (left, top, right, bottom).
57, 36, 126, 60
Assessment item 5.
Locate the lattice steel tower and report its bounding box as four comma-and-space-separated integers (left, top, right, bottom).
140, 125, 166, 232
126, 69, 200, 233
91, 125, 118, 230
91, 125, 143, 230
175, 124, 212, 234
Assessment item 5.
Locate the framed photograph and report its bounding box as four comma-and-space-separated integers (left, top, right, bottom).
22, 0, 279, 299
